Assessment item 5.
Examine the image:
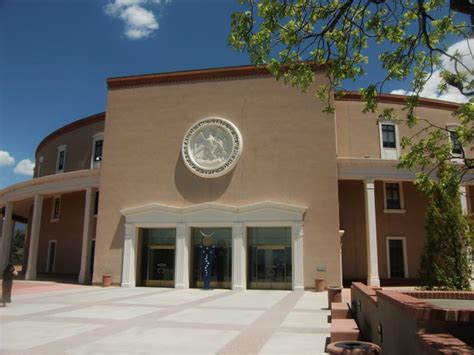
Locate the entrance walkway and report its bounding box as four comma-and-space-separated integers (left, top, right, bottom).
0, 284, 330, 354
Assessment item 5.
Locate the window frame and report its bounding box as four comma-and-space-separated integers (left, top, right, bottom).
383, 181, 406, 213
94, 190, 99, 217
90, 133, 104, 169
378, 121, 400, 159
386, 236, 408, 279
447, 125, 464, 159
46, 240, 57, 273
51, 195, 61, 222
56, 145, 66, 173
37, 156, 44, 178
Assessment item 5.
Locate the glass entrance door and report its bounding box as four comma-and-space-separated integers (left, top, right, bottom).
145, 245, 175, 287
255, 246, 288, 289
248, 227, 292, 290
191, 227, 232, 289
139, 228, 176, 288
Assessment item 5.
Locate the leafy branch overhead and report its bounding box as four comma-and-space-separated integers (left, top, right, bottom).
229, 0, 473, 174
229, 0, 474, 290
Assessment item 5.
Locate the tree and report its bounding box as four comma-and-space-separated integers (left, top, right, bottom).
418, 163, 471, 290
10, 228, 25, 266
229, 0, 473, 289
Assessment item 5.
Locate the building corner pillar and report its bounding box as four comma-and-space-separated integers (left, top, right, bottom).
78, 187, 95, 284
175, 223, 189, 289
364, 179, 380, 287
25, 195, 43, 280
0, 201, 14, 273
292, 223, 304, 291
232, 223, 246, 291
121, 223, 137, 287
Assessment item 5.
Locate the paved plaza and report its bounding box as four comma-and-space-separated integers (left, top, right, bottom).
1, 282, 331, 354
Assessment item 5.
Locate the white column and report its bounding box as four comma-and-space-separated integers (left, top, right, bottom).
232, 223, 246, 291
121, 223, 137, 287
292, 223, 304, 290
78, 187, 95, 284
460, 185, 469, 214
25, 195, 44, 280
0, 201, 14, 274
364, 179, 380, 287
175, 223, 189, 289
339, 230, 345, 287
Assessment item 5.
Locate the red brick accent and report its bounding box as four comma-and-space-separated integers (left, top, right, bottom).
35, 112, 105, 157
330, 319, 360, 343
418, 332, 474, 354
107, 63, 325, 89
351, 282, 378, 304
331, 302, 351, 319
377, 291, 474, 322
336, 92, 460, 111
403, 291, 474, 300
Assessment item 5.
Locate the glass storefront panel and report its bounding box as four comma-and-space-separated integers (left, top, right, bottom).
190, 227, 232, 289
139, 228, 176, 287
248, 227, 292, 290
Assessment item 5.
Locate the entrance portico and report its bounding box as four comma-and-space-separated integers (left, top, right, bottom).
120, 201, 306, 290
0, 169, 99, 283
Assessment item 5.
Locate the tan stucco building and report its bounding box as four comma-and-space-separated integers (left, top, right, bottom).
0, 65, 471, 290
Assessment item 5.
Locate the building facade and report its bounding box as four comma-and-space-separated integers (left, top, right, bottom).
0, 65, 471, 290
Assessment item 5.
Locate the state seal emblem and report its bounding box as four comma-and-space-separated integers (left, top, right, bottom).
182, 117, 243, 178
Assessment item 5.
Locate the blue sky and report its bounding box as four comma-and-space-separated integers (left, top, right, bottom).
0, 0, 471, 189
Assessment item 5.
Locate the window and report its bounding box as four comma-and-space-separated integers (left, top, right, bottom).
46, 240, 57, 273
383, 182, 405, 213
448, 126, 464, 157
94, 191, 99, 216
382, 124, 396, 148
56, 145, 66, 173
91, 133, 104, 169
37, 156, 44, 177
386, 237, 408, 278
379, 122, 399, 159
51, 196, 61, 221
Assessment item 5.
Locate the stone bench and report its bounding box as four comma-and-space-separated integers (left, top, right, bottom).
331, 302, 351, 319
330, 319, 360, 343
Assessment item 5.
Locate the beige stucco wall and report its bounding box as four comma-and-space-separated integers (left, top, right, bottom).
340, 180, 428, 281
94, 74, 342, 287
37, 191, 85, 275
35, 120, 104, 177
335, 100, 463, 159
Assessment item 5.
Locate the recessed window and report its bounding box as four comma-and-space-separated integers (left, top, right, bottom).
385, 183, 401, 209
381, 124, 396, 148
91, 133, 104, 169
51, 196, 61, 221
46, 240, 57, 273
37, 156, 44, 177
379, 122, 399, 159
56, 145, 66, 173
386, 237, 408, 278
448, 126, 464, 157
94, 191, 99, 216
383, 182, 405, 213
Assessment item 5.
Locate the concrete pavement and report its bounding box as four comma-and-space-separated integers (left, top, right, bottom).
0, 284, 331, 354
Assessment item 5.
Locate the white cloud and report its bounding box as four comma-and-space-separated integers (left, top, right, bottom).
0, 151, 15, 166
104, 0, 170, 40
14, 159, 34, 176
391, 38, 473, 103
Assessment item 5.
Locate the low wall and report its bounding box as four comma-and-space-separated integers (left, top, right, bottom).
351, 282, 474, 355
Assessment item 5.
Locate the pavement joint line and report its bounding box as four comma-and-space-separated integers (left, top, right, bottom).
217, 291, 307, 354
1, 287, 331, 354
19, 289, 242, 353
278, 326, 331, 334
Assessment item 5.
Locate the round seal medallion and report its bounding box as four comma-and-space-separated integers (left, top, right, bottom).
182, 117, 243, 178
